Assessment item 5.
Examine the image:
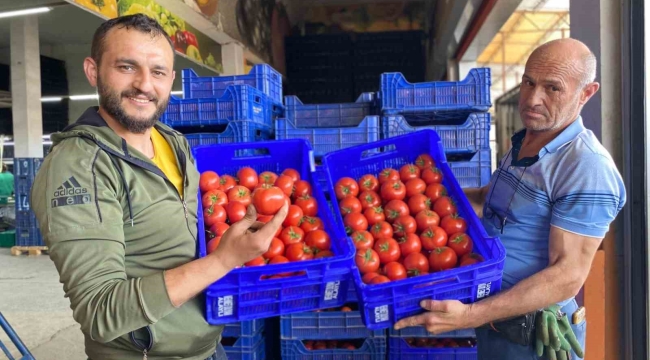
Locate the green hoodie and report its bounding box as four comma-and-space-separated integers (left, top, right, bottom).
30, 107, 222, 360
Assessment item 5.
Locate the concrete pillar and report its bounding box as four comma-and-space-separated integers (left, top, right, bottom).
221, 42, 245, 76
10, 16, 43, 158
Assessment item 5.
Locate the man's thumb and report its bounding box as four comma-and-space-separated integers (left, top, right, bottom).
230, 205, 257, 231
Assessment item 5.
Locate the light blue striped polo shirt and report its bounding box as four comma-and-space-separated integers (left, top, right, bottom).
481, 116, 626, 291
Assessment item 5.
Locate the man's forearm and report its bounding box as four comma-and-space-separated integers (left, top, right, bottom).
164, 254, 233, 307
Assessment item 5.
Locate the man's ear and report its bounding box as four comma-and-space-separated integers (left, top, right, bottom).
580, 82, 600, 106
83, 57, 99, 87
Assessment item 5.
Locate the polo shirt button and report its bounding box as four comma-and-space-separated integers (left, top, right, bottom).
509, 166, 515, 170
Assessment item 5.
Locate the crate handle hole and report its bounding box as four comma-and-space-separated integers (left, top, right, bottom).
411, 276, 456, 290
232, 148, 271, 158
260, 270, 307, 281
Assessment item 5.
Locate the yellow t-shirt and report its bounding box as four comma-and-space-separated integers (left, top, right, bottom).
151, 128, 184, 198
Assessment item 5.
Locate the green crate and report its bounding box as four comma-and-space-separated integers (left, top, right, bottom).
0, 230, 15, 248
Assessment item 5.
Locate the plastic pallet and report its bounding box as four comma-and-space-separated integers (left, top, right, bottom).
382, 113, 491, 154
0, 312, 35, 360
388, 337, 477, 360
193, 140, 356, 325
380, 68, 491, 115
281, 338, 386, 360
280, 310, 385, 340
182, 64, 283, 105
283, 93, 377, 128
389, 326, 475, 339
447, 150, 492, 189
161, 85, 276, 130
222, 319, 265, 338
320, 130, 505, 330
222, 333, 266, 360
184, 121, 273, 155
275, 116, 380, 159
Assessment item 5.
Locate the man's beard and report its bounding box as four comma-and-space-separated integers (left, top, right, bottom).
97, 77, 169, 134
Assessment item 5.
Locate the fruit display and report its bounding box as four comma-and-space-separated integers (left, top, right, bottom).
75, 0, 118, 18
333, 153, 485, 284
199, 166, 335, 271
403, 337, 477, 349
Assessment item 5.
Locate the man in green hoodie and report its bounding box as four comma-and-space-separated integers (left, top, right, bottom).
30, 14, 288, 360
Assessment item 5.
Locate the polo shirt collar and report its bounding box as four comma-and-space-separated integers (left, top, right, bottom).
510, 116, 586, 160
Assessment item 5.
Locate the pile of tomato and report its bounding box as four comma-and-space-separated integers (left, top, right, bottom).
333, 153, 485, 284
404, 337, 477, 349
199, 167, 335, 270
302, 340, 361, 351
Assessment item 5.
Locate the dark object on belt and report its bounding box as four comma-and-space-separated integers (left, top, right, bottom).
478, 312, 538, 346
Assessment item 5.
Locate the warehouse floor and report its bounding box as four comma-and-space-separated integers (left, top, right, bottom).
0, 248, 86, 360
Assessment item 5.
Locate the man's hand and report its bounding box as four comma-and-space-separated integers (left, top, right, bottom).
393, 300, 476, 334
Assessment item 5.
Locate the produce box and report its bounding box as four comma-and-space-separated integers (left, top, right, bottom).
388, 336, 477, 360
280, 303, 385, 340
281, 338, 386, 360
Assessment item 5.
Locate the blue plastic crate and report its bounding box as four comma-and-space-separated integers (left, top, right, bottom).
284, 93, 376, 128
281, 338, 386, 360
14, 177, 33, 212
389, 326, 475, 338
380, 68, 491, 115
193, 139, 356, 325
13, 158, 42, 178
184, 121, 272, 153
447, 150, 492, 189
382, 113, 491, 154
320, 130, 505, 330
223, 319, 265, 338
15, 210, 37, 229
221, 327, 264, 349
0, 312, 35, 360
280, 310, 385, 340
275, 116, 380, 158
222, 333, 266, 360
182, 64, 283, 105
314, 165, 328, 194
161, 85, 275, 129
15, 225, 43, 247
388, 337, 477, 360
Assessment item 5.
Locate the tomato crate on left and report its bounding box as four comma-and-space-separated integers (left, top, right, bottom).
222, 319, 265, 338
192, 139, 356, 325
221, 331, 266, 360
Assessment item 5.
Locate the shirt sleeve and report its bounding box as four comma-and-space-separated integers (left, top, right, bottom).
550, 152, 626, 238
30, 140, 176, 344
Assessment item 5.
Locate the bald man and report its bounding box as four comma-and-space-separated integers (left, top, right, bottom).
394, 39, 626, 359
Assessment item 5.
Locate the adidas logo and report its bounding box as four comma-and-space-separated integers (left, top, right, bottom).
53, 177, 88, 197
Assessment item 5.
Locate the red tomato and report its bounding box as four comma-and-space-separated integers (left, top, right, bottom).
275, 175, 295, 197
300, 216, 324, 233
397, 233, 422, 257
252, 186, 286, 216
285, 242, 314, 261
204, 204, 227, 227
408, 194, 431, 215
373, 238, 401, 264
415, 154, 435, 169
340, 342, 356, 350
433, 197, 457, 218
351, 230, 374, 251
263, 238, 285, 259
282, 168, 301, 182
335, 177, 360, 200
400, 164, 421, 182
344, 213, 368, 235
355, 249, 381, 274
209, 222, 230, 238
364, 206, 386, 226
384, 261, 407, 281
218, 175, 237, 192
237, 167, 258, 190
245, 256, 266, 267
420, 226, 448, 250
280, 226, 305, 245
362, 272, 381, 284
381, 180, 406, 201
378, 168, 400, 184
421, 167, 444, 185
358, 191, 382, 210
370, 221, 393, 240
448, 233, 473, 258
403, 252, 429, 276
384, 200, 410, 223
415, 210, 441, 232
305, 230, 331, 251
340, 306, 352, 312
339, 196, 363, 215
199, 171, 220, 192
257, 214, 273, 223
359, 174, 379, 192
207, 236, 221, 254
405, 178, 427, 197
429, 246, 458, 271
202, 190, 228, 208
370, 275, 391, 284
315, 250, 334, 259
284, 205, 304, 227
424, 183, 447, 203
268, 255, 290, 265
227, 186, 251, 207
293, 180, 312, 198
258, 171, 278, 186
460, 253, 484, 267
440, 214, 467, 235
295, 194, 318, 217
392, 215, 417, 237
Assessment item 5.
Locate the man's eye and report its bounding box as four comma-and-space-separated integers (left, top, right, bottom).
120, 65, 134, 71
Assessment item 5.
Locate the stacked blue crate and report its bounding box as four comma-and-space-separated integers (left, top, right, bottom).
221, 320, 266, 360
378, 68, 493, 188
13, 158, 44, 247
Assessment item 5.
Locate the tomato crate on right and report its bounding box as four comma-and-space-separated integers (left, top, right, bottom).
388, 337, 477, 360
320, 130, 505, 330
280, 337, 386, 360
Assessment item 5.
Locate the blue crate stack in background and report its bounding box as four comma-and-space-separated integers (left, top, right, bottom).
13, 158, 44, 247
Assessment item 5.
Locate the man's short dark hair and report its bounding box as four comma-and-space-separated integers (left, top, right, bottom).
91, 14, 174, 65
